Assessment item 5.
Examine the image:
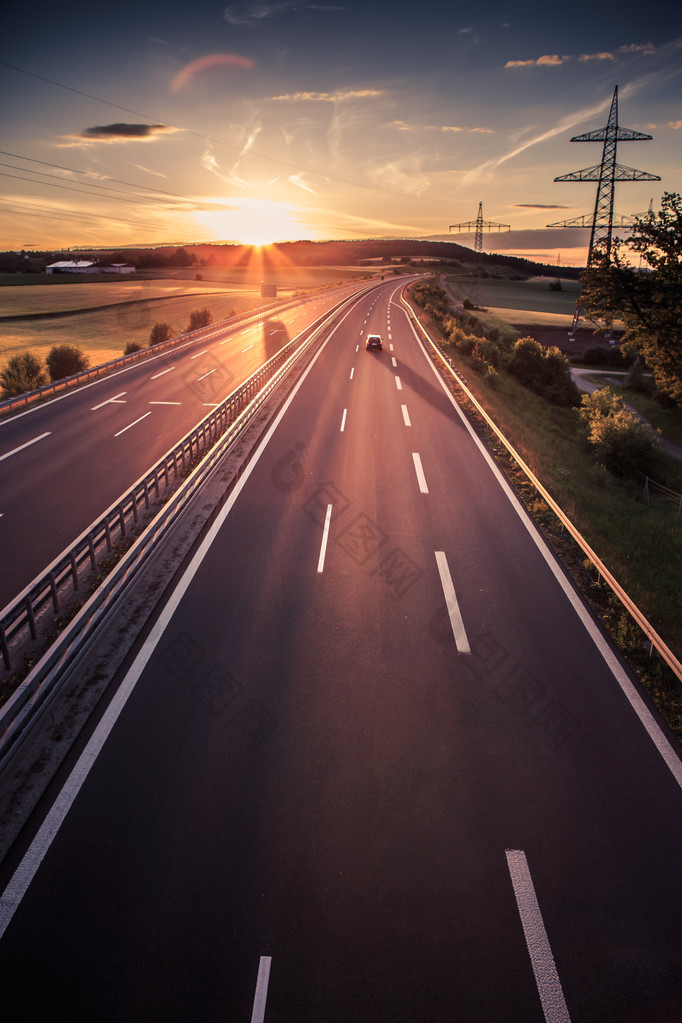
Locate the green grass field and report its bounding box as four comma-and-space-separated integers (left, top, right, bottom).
445, 273, 580, 326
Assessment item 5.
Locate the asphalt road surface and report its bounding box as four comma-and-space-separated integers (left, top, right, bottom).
0, 284, 367, 607
1, 280, 682, 1022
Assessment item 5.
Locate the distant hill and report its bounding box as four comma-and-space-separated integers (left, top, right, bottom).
1, 239, 579, 279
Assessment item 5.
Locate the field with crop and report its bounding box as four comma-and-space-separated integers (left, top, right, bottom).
0, 265, 368, 371
446, 273, 580, 326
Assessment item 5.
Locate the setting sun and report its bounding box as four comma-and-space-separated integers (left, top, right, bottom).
194, 198, 317, 247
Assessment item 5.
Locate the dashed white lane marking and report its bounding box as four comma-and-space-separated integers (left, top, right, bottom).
190, 349, 210, 360
340, 409, 347, 432
317, 504, 333, 573
350, 367, 355, 380
355, 344, 359, 352
390, 343, 394, 351
412, 452, 429, 493
150, 367, 175, 380
391, 357, 398, 368
251, 956, 272, 1023
114, 412, 152, 437
395, 376, 402, 390
197, 368, 217, 382
506, 850, 572, 1023
91, 391, 126, 410
401, 404, 411, 427
241, 344, 255, 352
434, 551, 470, 654
0, 432, 51, 463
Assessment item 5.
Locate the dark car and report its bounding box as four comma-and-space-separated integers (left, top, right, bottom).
366, 334, 383, 351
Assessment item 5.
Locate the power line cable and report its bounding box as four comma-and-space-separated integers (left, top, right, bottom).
0, 60, 452, 205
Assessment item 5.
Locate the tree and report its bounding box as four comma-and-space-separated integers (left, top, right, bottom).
1, 352, 48, 398
507, 337, 580, 406
578, 386, 658, 477
46, 343, 89, 381
580, 191, 682, 405
149, 321, 173, 346
187, 307, 213, 331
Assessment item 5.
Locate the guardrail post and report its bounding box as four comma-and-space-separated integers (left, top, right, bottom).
104, 519, 113, 552
70, 551, 79, 591
25, 596, 37, 639
118, 504, 126, 539
0, 623, 10, 670
49, 571, 60, 611
87, 533, 97, 569
153, 468, 160, 498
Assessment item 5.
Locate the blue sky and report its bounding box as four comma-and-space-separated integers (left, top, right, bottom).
1, 0, 680, 263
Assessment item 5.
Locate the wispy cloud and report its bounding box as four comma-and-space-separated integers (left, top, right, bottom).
223, 1, 340, 26
388, 120, 492, 134
506, 42, 657, 70
288, 172, 317, 194
270, 88, 383, 102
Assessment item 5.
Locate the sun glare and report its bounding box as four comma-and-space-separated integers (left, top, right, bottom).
194, 198, 316, 247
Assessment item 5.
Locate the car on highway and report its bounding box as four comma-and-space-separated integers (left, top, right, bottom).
365, 334, 383, 351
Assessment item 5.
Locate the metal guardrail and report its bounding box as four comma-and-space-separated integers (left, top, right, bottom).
403, 292, 682, 686
0, 285, 354, 416
0, 286, 370, 760
0, 286, 368, 673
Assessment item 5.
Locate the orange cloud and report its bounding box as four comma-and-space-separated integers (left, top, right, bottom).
171, 54, 255, 92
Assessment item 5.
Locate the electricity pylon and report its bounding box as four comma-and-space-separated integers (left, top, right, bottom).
548, 85, 660, 338
449, 201, 510, 305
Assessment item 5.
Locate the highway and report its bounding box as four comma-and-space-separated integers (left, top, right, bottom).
0, 284, 366, 607
1, 279, 682, 1021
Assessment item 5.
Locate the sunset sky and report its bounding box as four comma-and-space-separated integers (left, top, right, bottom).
2, 0, 681, 265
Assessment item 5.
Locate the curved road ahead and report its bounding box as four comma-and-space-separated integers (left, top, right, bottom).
1, 280, 681, 1021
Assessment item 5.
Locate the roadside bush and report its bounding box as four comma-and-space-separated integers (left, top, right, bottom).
508, 337, 579, 407
46, 343, 89, 381
187, 307, 213, 331
123, 340, 143, 355
579, 386, 658, 476
575, 345, 632, 368
0, 352, 48, 398
149, 321, 173, 346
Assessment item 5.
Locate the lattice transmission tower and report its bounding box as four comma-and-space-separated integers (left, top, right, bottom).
449, 202, 510, 305
548, 85, 660, 338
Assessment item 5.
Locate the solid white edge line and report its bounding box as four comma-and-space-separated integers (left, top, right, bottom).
251, 956, 273, 1023
317, 504, 333, 573
114, 411, 152, 437
407, 315, 682, 790
0, 300, 356, 941
506, 849, 571, 1023
412, 452, 429, 494
0, 432, 51, 463
434, 551, 470, 654
401, 404, 411, 427
340, 409, 347, 432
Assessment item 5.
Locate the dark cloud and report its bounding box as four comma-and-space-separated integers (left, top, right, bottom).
515, 203, 571, 209
81, 123, 174, 140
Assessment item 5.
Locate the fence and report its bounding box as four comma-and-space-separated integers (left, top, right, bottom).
642, 475, 682, 522
402, 292, 682, 686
